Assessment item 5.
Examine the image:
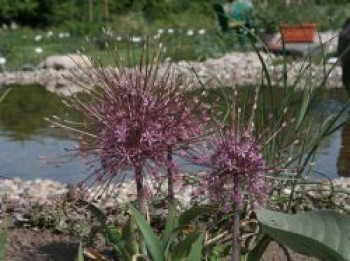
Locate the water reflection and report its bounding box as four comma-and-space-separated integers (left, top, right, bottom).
0, 85, 76, 140
0, 84, 349, 182
0, 85, 88, 183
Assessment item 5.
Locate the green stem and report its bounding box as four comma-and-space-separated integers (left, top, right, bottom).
231, 208, 241, 261
135, 165, 146, 216
231, 178, 241, 261
167, 147, 174, 203
135, 165, 147, 255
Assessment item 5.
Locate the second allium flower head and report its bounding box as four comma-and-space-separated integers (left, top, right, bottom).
195, 129, 267, 209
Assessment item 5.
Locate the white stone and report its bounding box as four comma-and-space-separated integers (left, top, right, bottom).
44, 54, 92, 70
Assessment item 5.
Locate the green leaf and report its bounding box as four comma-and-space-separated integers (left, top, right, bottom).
160, 203, 177, 251
77, 243, 84, 261
129, 204, 164, 261
178, 205, 212, 230
84, 200, 131, 260
208, 245, 231, 261
188, 233, 204, 261
257, 209, 350, 261
171, 232, 201, 260
106, 225, 131, 260
246, 236, 271, 261
85, 201, 107, 224
105, 224, 122, 245
122, 216, 138, 256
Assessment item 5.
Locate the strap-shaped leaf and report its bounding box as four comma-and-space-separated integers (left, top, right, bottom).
160, 203, 177, 251
122, 216, 138, 256
171, 232, 202, 260
77, 243, 84, 261
106, 225, 131, 260
188, 232, 204, 261
257, 209, 350, 261
86, 201, 131, 260
129, 204, 164, 261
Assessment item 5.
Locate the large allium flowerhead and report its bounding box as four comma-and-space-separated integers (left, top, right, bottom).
63, 49, 203, 188
95, 70, 199, 173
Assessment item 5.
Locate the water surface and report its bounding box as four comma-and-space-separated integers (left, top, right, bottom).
0, 85, 349, 183
0, 85, 89, 183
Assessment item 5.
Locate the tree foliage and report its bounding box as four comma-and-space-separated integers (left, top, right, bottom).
0, 0, 349, 27
0, 0, 212, 27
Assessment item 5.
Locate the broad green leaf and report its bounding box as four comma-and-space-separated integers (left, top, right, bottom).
129, 204, 164, 261
77, 243, 84, 261
171, 232, 201, 260
188, 233, 204, 261
246, 236, 271, 261
257, 209, 350, 261
160, 203, 177, 251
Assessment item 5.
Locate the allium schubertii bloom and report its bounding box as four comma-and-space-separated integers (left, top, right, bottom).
64, 52, 202, 213
95, 69, 200, 178
192, 128, 267, 210
188, 88, 292, 211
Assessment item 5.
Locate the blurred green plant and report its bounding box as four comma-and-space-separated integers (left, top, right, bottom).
83, 201, 210, 261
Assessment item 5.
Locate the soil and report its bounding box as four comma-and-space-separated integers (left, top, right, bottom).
4, 229, 318, 261
5, 229, 79, 261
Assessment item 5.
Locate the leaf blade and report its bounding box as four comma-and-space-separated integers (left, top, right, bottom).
257, 209, 350, 261
129, 204, 164, 261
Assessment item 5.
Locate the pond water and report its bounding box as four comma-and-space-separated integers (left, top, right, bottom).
0, 85, 349, 183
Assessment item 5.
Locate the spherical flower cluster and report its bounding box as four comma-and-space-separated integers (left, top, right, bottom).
192, 129, 267, 209
75, 64, 202, 184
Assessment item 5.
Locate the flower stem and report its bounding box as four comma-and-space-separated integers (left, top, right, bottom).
135, 166, 146, 216
231, 208, 241, 261
135, 165, 147, 255
167, 147, 174, 203
231, 178, 241, 261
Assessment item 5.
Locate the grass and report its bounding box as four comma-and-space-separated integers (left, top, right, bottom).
1, 1, 350, 71
1, 26, 249, 71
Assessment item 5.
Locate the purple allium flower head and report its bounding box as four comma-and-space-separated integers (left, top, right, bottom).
69, 52, 203, 187
193, 128, 267, 209
187, 87, 283, 210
